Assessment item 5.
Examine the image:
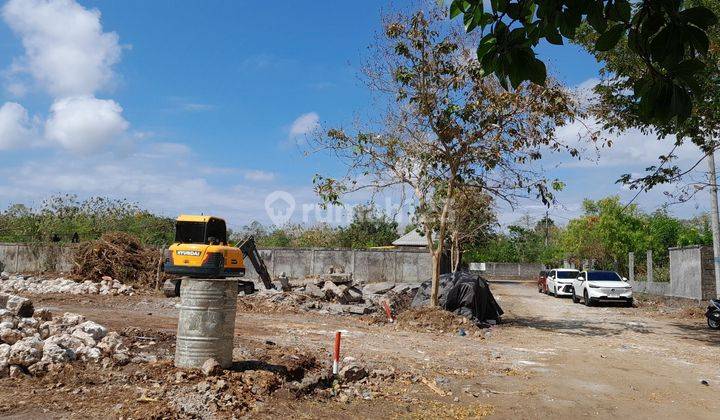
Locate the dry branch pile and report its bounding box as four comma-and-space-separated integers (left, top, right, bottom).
72, 232, 163, 287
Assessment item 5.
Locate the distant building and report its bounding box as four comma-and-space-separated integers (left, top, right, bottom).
392, 230, 428, 249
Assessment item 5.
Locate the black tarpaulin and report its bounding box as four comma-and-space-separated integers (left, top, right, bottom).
411, 271, 503, 325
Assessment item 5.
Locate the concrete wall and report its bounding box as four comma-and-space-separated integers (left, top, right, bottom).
0, 243, 74, 273
481, 262, 545, 280
243, 247, 433, 283
0, 242, 544, 284
632, 245, 716, 300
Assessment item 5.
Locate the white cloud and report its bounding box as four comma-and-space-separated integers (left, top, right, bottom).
244, 170, 276, 182
2, 0, 123, 97
0, 0, 129, 155
45, 96, 129, 153
0, 102, 40, 150
288, 112, 319, 145
0, 144, 314, 227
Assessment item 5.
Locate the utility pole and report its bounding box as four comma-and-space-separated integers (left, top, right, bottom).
544, 210, 549, 246
707, 150, 720, 297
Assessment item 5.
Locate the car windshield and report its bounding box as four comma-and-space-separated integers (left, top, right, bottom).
587, 271, 622, 281
556, 271, 579, 279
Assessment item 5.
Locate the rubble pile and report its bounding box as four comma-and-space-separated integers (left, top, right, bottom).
72, 231, 164, 287
161, 344, 401, 417
0, 293, 134, 377
0, 272, 134, 296
243, 269, 419, 317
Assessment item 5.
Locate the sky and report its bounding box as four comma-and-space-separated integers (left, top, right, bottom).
0, 0, 712, 229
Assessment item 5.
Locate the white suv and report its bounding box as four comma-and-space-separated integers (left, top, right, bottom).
572, 270, 633, 307
546, 268, 580, 297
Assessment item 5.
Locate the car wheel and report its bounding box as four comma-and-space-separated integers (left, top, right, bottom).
625, 299, 634, 308
708, 316, 720, 330
584, 290, 593, 307
572, 292, 580, 304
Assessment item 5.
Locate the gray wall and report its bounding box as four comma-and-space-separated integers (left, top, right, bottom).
481, 262, 544, 280
243, 248, 433, 283
0, 243, 74, 273
631, 245, 716, 300
0, 242, 544, 284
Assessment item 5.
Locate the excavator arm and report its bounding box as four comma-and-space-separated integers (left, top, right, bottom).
237, 236, 274, 290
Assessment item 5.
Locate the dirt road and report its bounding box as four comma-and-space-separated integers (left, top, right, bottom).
5, 281, 719, 419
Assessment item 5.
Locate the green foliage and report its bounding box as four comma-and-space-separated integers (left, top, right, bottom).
575, 0, 720, 192
0, 194, 174, 245
451, 0, 718, 123
465, 195, 714, 266
338, 206, 399, 248
236, 206, 399, 249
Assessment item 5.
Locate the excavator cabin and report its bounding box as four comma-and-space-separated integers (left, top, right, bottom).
163, 215, 246, 278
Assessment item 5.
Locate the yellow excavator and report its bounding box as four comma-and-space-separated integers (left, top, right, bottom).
162, 214, 273, 297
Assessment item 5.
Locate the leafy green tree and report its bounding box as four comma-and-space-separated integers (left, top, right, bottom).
451, 0, 718, 122
575, 0, 720, 191
339, 206, 399, 248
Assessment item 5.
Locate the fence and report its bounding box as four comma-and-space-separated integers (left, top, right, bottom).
0, 242, 546, 284
628, 246, 716, 300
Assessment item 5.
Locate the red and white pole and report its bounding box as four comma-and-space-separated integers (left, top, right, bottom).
382, 300, 395, 322
333, 331, 341, 375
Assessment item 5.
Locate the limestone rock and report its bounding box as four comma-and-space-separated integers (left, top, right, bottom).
339, 364, 368, 382
97, 332, 126, 355
41, 343, 75, 363
201, 358, 222, 376
76, 321, 107, 340
304, 283, 326, 299
8, 365, 25, 378
5, 295, 33, 317
0, 328, 22, 345
82, 347, 102, 362
0, 344, 9, 367
71, 329, 96, 347
362, 282, 395, 295
8, 336, 43, 366
61, 313, 86, 326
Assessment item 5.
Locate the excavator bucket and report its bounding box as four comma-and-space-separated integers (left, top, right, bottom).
237, 236, 274, 290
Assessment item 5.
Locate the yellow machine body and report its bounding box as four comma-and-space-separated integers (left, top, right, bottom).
163, 215, 246, 278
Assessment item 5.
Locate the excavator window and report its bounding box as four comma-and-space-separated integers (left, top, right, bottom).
175, 221, 206, 244
206, 218, 227, 244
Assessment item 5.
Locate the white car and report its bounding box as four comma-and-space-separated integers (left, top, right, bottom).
572, 270, 633, 307
546, 268, 580, 297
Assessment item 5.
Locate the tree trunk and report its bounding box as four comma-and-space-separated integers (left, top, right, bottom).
450, 231, 460, 272
430, 249, 442, 307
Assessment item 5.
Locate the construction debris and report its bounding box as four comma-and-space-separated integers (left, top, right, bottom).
72, 232, 163, 287
0, 274, 134, 295
0, 294, 144, 377
239, 274, 419, 318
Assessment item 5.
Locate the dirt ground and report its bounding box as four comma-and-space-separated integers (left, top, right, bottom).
1, 281, 718, 419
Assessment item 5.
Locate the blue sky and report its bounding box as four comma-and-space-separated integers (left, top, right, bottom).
0, 0, 710, 229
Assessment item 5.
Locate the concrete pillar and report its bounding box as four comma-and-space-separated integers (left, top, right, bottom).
628, 252, 635, 282
14, 244, 20, 272
310, 249, 316, 276
351, 249, 356, 276
646, 250, 653, 283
